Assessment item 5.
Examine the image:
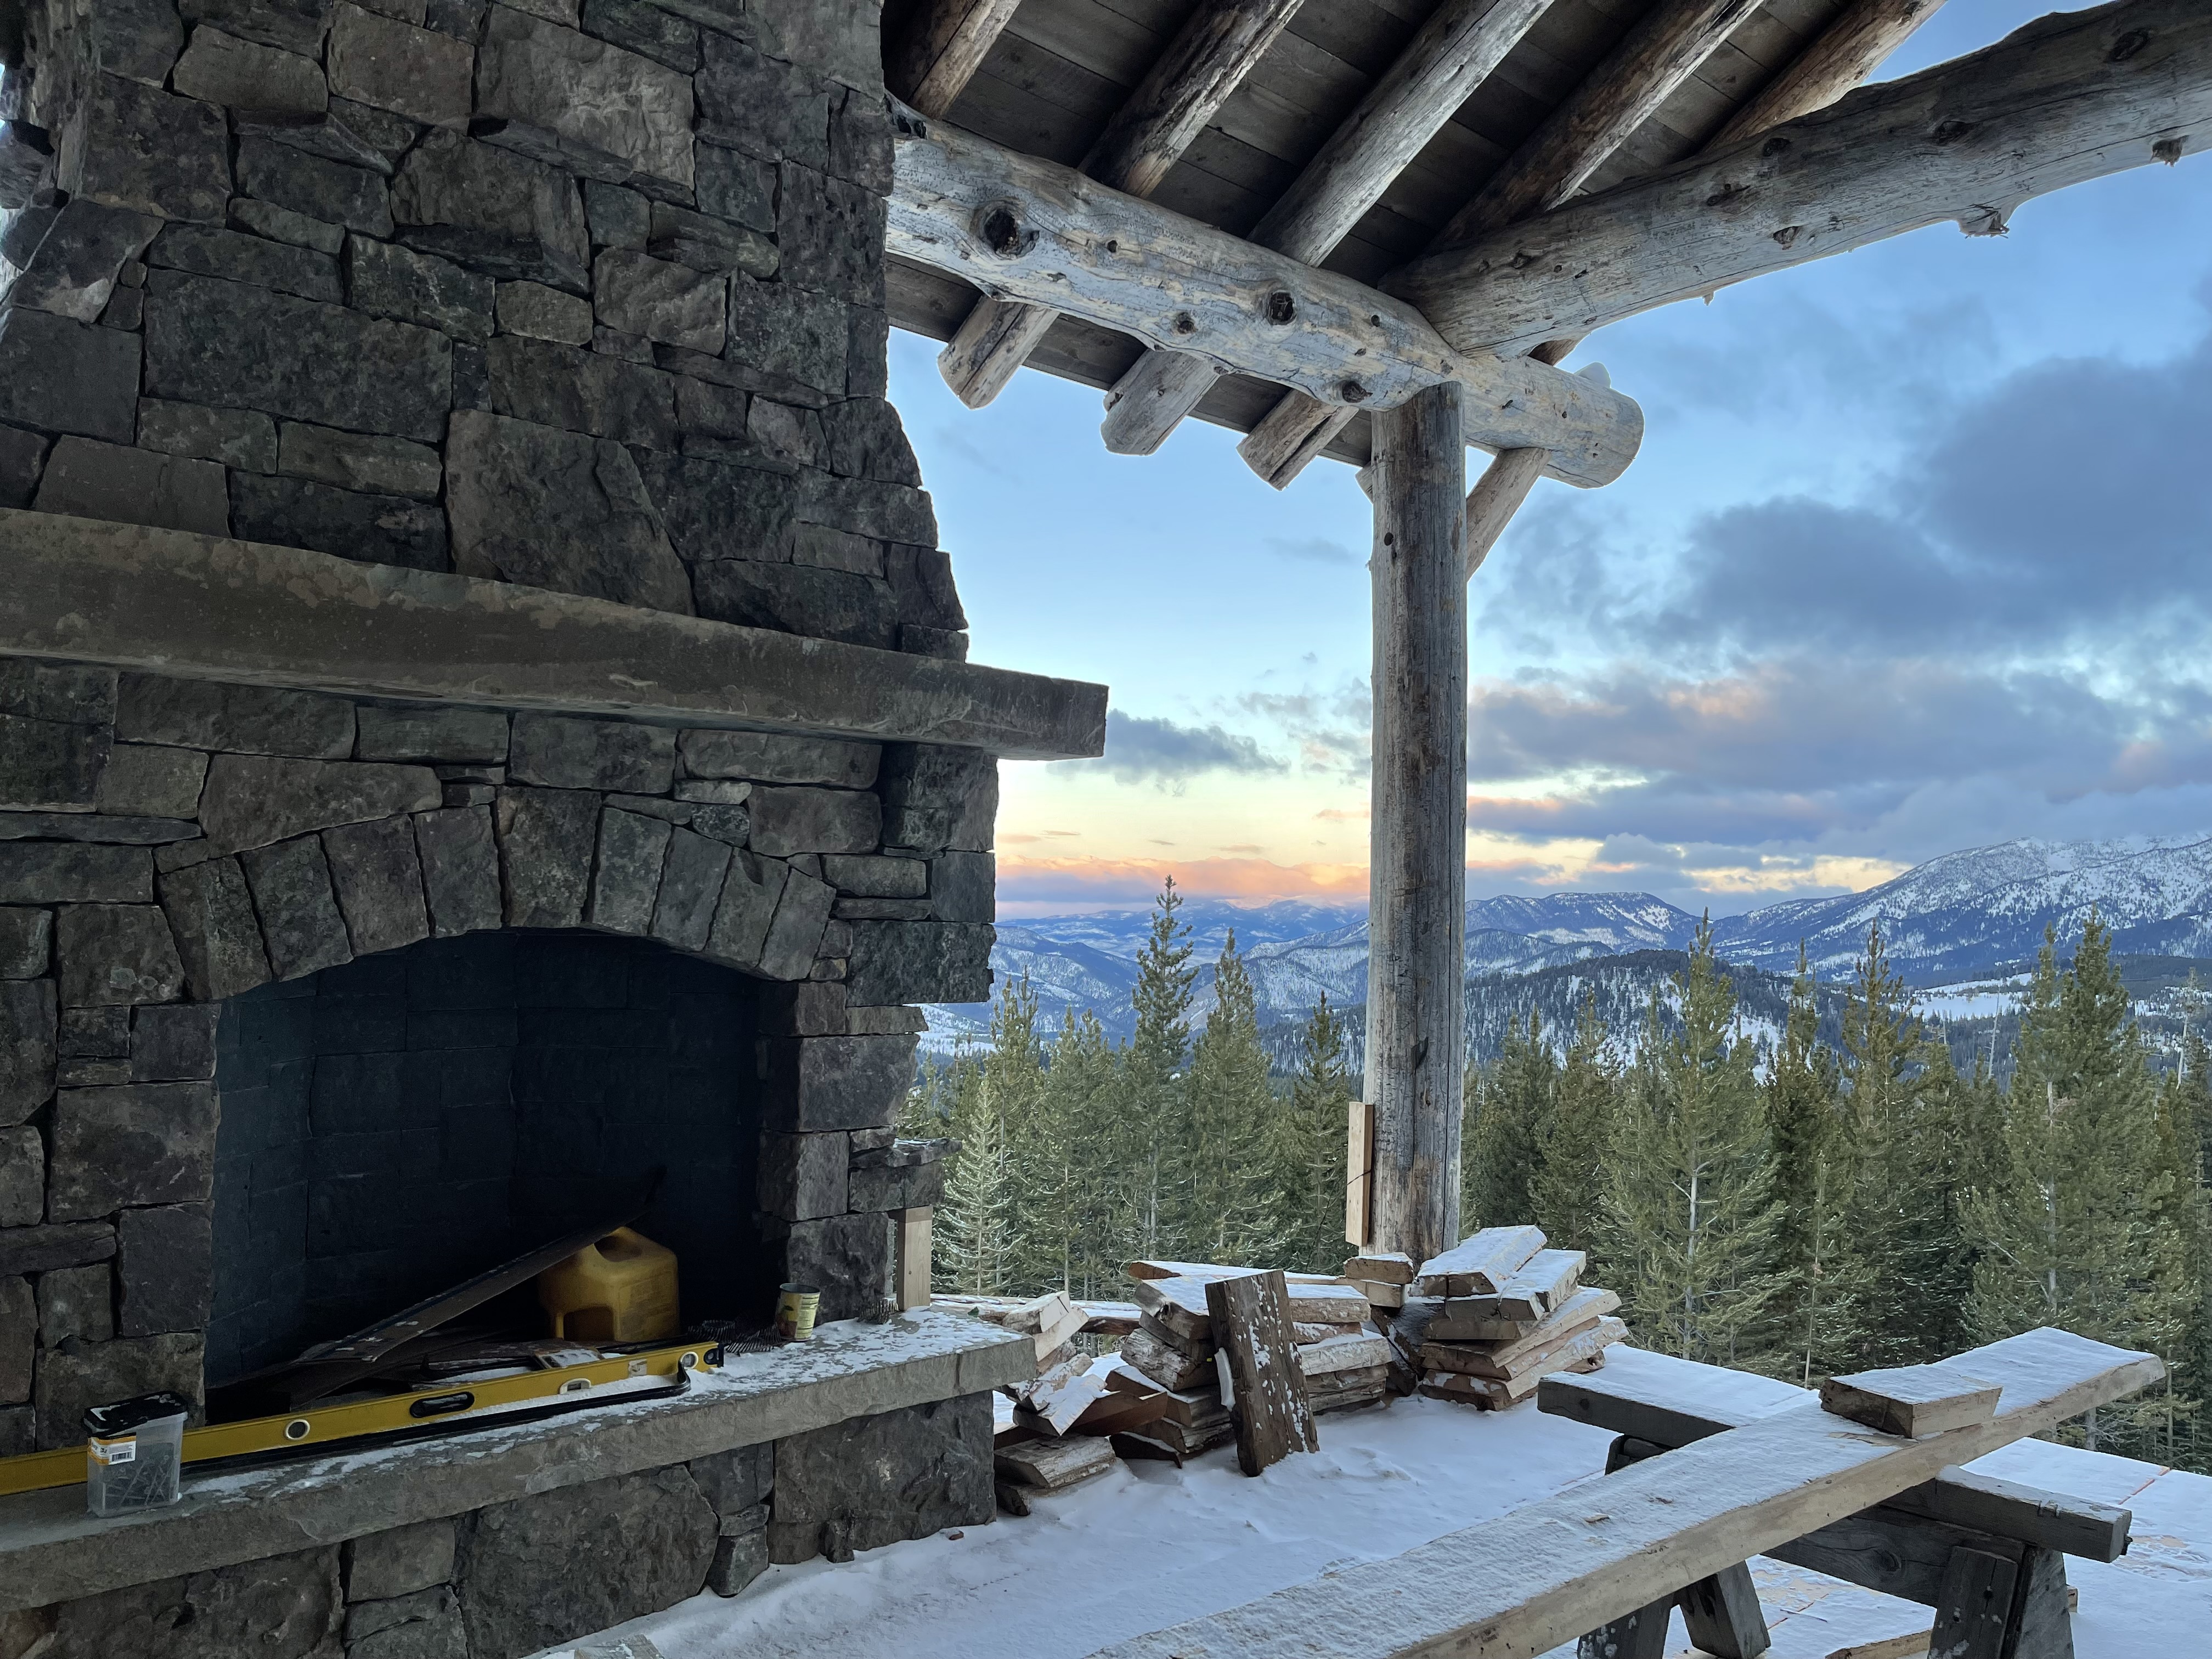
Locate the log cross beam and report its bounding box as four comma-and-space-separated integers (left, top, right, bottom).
936, 0, 1308, 411
886, 110, 1646, 488
1391, 0, 2212, 360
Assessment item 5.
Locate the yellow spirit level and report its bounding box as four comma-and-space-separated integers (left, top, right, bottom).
0, 1341, 724, 1500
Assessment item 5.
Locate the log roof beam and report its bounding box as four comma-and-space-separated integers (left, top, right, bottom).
888, 0, 1026, 120
1391, 0, 2212, 360
888, 108, 1645, 488
1707, 0, 1950, 149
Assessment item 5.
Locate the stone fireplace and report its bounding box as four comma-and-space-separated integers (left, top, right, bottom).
0, 0, 1104, 1650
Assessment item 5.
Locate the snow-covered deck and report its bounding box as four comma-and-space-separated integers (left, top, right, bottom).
541, 1374, 2212, 1659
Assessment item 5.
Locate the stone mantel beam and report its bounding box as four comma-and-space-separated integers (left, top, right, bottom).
0, 511, 1107, 762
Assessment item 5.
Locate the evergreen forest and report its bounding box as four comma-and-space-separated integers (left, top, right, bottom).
906, 881, 2212, 1471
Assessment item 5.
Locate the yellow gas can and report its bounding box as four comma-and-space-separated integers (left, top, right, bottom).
536, 1228, 680, 1344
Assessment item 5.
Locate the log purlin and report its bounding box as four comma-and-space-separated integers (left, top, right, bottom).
887, 111, 1646, 488
1391, 0, 2212, 359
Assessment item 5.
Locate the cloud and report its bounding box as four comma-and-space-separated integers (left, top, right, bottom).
1266, 535, 1359, 566
1052, 710, 1282, 787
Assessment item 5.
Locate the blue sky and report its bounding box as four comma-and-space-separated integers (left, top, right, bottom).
889, 1, 2212, 918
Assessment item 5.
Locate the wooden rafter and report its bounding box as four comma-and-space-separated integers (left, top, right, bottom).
1392, 0, 2212, 359
888, 110, 1645, 487
935, 0, 1306, 410
888, 0, 1025, 119
1708, 0, 1949, 148
1099, 0, 1560, 456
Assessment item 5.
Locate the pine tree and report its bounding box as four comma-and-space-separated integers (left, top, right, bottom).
1467, 1011, 1556, 1229
1183, 931, 1281, 1262
1033, 1007, 1122, 1297
1274, 993, 1354, 1273
1761, 946, 1861, 1384
935, 1048, 1009, 1294
1531, 990, 1618, 1260
1604, 920, 1778, 1365
1124, 878, 1197, 1257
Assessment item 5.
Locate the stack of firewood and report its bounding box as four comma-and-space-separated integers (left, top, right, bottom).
1398, 1227, 1627, 1409
1121, 1262, 1392, 1423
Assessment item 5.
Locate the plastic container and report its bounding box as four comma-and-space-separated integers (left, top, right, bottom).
537, 1227, 680, 1344
83, 1392, 189, 1517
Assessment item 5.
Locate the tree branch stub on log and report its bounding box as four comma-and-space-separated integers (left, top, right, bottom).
1390, 0, 2212, 360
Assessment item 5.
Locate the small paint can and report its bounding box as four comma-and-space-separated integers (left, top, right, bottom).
775, 1282, 822, 1341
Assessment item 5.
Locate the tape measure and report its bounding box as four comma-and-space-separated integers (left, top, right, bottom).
0, 1341, 724, 1499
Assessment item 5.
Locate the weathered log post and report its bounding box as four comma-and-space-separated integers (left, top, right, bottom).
1364, 382, 1469, 1266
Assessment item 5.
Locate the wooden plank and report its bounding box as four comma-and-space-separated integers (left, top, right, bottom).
891, 0, 1027, 118
1346, 1096, 1376, 1246
1365, 382, 1469, 1271
1086, 1328, 2162, 1659
1929, 1546, 2017, 1659
895, 1206, 933, 1312
1710, 0, 1949, 146
1206, 1269, 1319, 1475
1576, 1599, 1670, 1659
1824, 1364, 2004, 1438
1393, 0, 2212, 360
1422, 1314, 1624, 1381
1298, 1331, 1396, 1378
1885, 1470, 2129, 1564
1120, 1325, 1216, 1391
1131, 1276, 1215, 1343
889, 111, 1646, 487
1351, 1279, 1407, 1310
2002, 1546, 2073, 1659
1459, 1247, 1585, 1322
1125, 1260, 1342, 1284
1345, 1250, 1417, 1285
1107, 1363, 1229, 1429
1676, 1561, 1773, 1658
996, 1434, 1119, 1491
1417, 1224, 1548, 1295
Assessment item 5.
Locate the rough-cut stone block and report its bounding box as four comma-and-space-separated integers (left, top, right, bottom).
85, 0, 190, 83
758, 1129, 846, 1221
346, 236, 496, 341
137, 399, 277, 473
31, 436, 230, 538
704, 1529, 768, 1597
2, 1274, 32, 1403
776, 162, 882, 304
346, 1517, 457, 1600
3, 198, 163, 322
704, 848, 784, 969
929, 850, 994, 924
329, 2, 474, 127
392, 131, 590, 291
744, 0, 879, 94
771, 1211, 892, 1325
0, 307, 141, 442
485, 334, 676, 448
132, 1002, 221, 1081
847, 1159, 946, 1212
0, 1221, 117, 1279
725, 275, 846, 394
755, 980, 845, 1037
241, 834, 355, 980
357, 707, 509, 762
172, 26, 329, 114
93, 744, 208, 821
823, 398, 923, 488
845, 920, 992, 1007
323, 816, 432, 956
747, 787, 880, 857
180, 0, 335, 55
635, 452, 792, 562
646, 826, 729, 952
48, 1081, 217, 1219
149, 219, 345, 302
446, 410, 693, 612
760, 865, 834, 981
157, 856, 274, 998
887, 544, 968, 633
820, 855, 926, 899
54, 903, 185, 1007
279, 422, 443, 499
580, 0, 697, 72
0, 1124, 41, 1224
696, 35, 828, 166
687, 1440, 771, 1520
692, 560, 898, 651
457, 1465, 717, 1659
593, 247, 723, 352
678, 731, 879, 789
59, 73, 230, 222
760, 1032, 915, 1133
509, 714, 676, 793
232, 471, 449, 569
496, 279, 594, 345
33, 1330, 205, 1449
477, 7, 694, 187
583, 178, 651, 250
0, 710, 111, 812
0, 909, 53, 979
0, 426, 49, 510
0, 845, 152, 904
64, 1006, 135, 1060
769, 1392, 990, 1566
198, 754, 439, 854
586, 808, 670, 935
22, 1538, 342, 1649
878, 745, 997, 854
345, 1583, 466, 1659
117, 675, 353, 758
695, 143, 775, 233
412, 805, 503, 938
145, 270, 450, 442
495, 787, 598, 928
230, 195, 347, 254
237, 134, 392, 238
37, 1262, 112, 1344
117, 1201, 213, 1335
830, 84, 895, 195
797, 469, 936, 546
751, 402, 828, 472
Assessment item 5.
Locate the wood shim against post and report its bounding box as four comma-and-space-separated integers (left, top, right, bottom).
885, 111, 1645, 488
1822, 1363, 2003, 1438
1345, 1098, 1375, 1246
1205, 1270, 1318, 1476
1081, 1328, 2162, 1659
1389, 0, 2212, 360
895, 1207, 932, 1311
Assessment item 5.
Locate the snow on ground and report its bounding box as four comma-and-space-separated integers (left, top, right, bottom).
543, 1390, 2212, 1659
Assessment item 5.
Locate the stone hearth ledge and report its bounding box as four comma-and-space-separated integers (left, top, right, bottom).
0, 510, 1107, 761
0, 1310, 1031, 1612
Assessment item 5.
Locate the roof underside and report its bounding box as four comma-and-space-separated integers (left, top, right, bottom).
879, 0, 1857, 467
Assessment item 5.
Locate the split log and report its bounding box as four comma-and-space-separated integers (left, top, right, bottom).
889, 111, 1646, 487
1119, 1326, 1215, 1392
1344, 1251, 1416, 1285
1391, 0, 2212, 360
1207, 1269, 1318, 1475
1136, 1308, 1214, 1361
1024, 1359, 1113, 1435
1823, 1363, 2003, 1438
1710, 0, 1949, 148
1125, 1261, 1340, 1284
1107, 1364, 1229, 1429
1430, 1283, 1620, 1346
1416, 1224, 1547, 1295
1421, 1314, 1626, 1383
1084, 1328, 2161, 1659
1296, 1331, 1396, 1378
888, 0, 1022, 119
996, 1434, 1118, 1493
1351, 1279, 1406, 1311
1459, 1246, 1584, 1322
946, 0, 1306, 410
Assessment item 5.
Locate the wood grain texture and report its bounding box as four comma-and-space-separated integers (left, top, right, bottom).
896, 1206, 933, 1310
939, 293, 1062, 406
1677, 1560, 1771, 1658
892, 0, 1028, 118
1365, 384, 1468, 1269
1464, 446, 1548, 575
1824, 1363, 2004, 1438
1418, 1224, 1548, 1294
1083, 1328, 2161, 1659
1207, 1269, 1319, 1475
890, 109, 1646, 483
1711, 0, 1949, 146
1393, 0, 2212, 358
1101, 346, 1225, 452
1930, 1546, 2016, 1659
